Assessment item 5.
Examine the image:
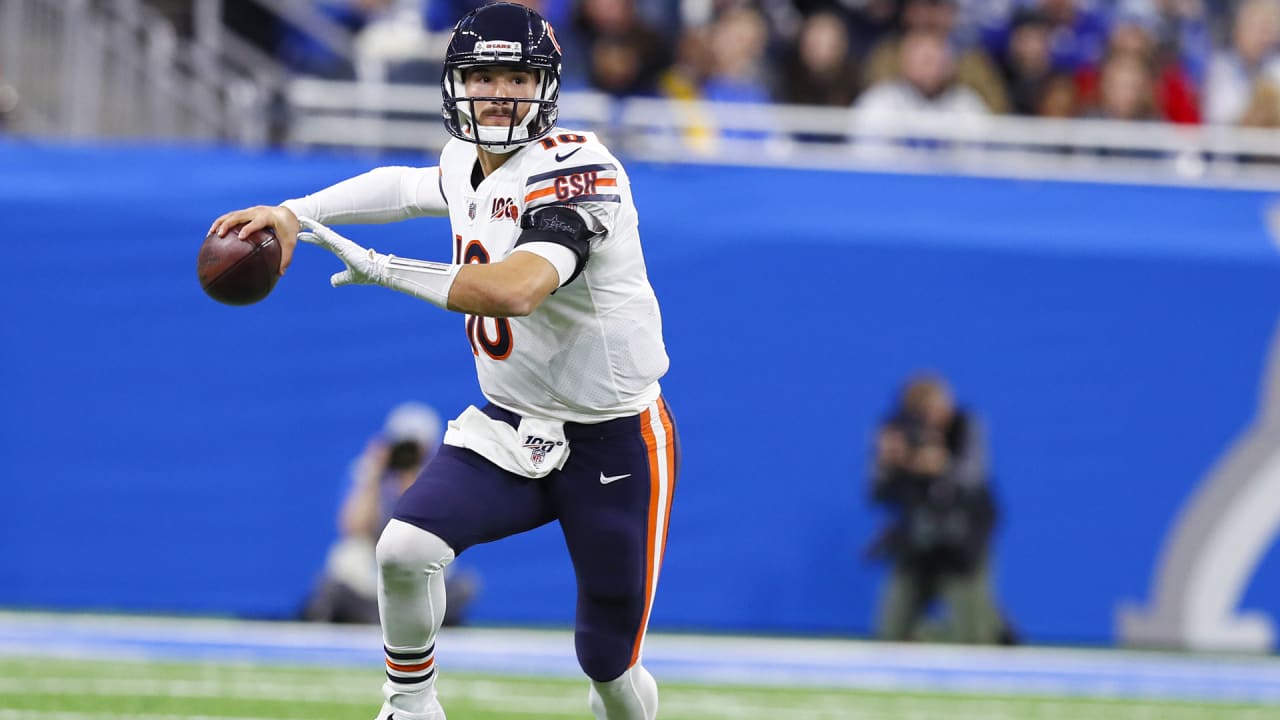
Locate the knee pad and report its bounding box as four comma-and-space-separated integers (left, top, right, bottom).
588, 664, 658, 720
376, 519, 455, 582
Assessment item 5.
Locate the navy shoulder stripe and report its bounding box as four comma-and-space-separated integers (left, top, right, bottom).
526, 163, 618, 185
537, 194, 622, 206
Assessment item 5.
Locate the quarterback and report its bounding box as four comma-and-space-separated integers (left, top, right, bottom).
209, 3, 679, 720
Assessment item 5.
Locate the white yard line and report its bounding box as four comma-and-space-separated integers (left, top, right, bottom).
4, 611, 1279, 680
3, 612, 1280, 706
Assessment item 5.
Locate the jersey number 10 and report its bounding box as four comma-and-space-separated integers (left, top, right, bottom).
456, 235, 512, 360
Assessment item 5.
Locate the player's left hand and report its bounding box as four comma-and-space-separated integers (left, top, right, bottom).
296, 216, 390, 288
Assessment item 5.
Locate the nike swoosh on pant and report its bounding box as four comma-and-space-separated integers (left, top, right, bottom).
600, 472, 631, 484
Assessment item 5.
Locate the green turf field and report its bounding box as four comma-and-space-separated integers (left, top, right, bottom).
0, 656, 1273, 720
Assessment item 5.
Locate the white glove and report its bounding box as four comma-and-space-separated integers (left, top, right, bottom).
296, 216, 389, 287
296, 216, 460, 309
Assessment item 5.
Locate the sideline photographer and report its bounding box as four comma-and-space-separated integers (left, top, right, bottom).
303, 402, 479, 625
868, 374, 1007, 643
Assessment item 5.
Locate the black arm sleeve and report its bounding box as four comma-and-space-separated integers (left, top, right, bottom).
515, 206, 596, 287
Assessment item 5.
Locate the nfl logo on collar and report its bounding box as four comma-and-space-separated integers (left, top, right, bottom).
468, 201, 477, 221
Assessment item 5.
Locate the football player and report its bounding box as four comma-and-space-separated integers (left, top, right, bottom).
209, 4, 678, 719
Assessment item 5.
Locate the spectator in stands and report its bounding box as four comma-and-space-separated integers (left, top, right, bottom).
1039, 73, 1080, 117
996, 7, 1059, 115
1203, 0, 1280, 126
1238, 75, 1280, 127
661, 23, 713, 96
1088, 51, 1158, 121
867, 374, 1005, 644
778, 11, 861, 107
644, 20, 723, 151
1112, 5, 1200, 123
845, 0, 900, 61
1149, 0, 1212, 89
303, 402, 480, 626
852, 28, 991, 155
660, 3, 776, 144
701, 4, 773, 104
863, 0, 1010, 113
568, 0, 673, 95
1075, 7, 1199, 123
979, 0, 1110, 76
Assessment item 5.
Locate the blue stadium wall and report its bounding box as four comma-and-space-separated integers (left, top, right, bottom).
2, 141, 1278, 646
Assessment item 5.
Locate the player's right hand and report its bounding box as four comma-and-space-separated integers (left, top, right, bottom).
208, 205, 301, 276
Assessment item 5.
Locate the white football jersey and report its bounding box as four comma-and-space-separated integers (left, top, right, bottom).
437, 129, 669, 423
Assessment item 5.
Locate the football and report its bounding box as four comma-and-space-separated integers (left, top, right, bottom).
197, 226, 282, 306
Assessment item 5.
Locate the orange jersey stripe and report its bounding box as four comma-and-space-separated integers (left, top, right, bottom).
523, 177, 618, 204
386, 657, 434, 673
523, 187, 557, 203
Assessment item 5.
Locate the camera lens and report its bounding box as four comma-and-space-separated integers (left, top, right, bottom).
387, 441, 425, 470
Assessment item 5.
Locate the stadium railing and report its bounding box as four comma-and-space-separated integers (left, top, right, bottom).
0, 0, 281, 143
286, 77, 1280, 188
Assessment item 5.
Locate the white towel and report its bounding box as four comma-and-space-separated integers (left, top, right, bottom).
442, 405, 570, 478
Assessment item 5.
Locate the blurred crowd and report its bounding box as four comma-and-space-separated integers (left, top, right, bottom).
223, 0, 1280, 128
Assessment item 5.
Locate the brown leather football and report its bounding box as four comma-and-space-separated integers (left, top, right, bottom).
197, 226, 282, 306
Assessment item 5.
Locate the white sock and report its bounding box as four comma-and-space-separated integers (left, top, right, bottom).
377, 519, 454, 716
588, 664, 658, 720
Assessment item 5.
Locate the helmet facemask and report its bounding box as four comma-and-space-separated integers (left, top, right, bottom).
444, 63, 560, 154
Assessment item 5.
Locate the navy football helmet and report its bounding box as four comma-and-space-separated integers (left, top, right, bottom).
441, 2, 563, 152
